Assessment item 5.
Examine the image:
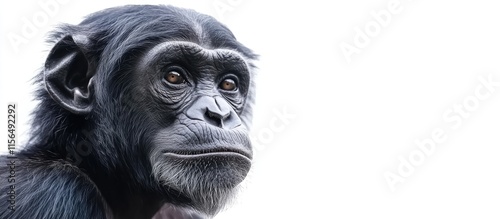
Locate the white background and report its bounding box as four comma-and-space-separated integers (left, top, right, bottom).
1, 0, 500, 218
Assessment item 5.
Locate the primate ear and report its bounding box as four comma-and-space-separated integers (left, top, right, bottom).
44, 35, 96, 115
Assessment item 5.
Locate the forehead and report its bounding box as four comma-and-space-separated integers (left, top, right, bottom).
139, 41, 249, 67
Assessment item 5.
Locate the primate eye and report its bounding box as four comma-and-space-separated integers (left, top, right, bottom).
165, 71, 185, 84
219, 78, 237, 91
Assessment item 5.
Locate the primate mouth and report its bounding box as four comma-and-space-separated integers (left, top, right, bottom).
163, 148, 252, 159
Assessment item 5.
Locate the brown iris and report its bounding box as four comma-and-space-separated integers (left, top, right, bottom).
165, 71, 185, 84
219, 78, 237, 91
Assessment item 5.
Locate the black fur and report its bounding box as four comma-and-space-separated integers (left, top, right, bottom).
1, 5, 256, 219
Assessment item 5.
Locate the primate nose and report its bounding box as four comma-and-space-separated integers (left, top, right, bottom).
206, 97, 230, 121
186, 96, 241, 129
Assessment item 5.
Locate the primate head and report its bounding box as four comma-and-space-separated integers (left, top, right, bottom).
32, 5, 257, 217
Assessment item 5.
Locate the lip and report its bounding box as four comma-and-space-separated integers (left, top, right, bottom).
162, 148, 253, 160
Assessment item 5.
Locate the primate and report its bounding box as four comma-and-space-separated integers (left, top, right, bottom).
0, 5, 257, 219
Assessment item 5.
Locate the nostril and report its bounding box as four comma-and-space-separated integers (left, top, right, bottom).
204, 110, 223, 128
207, 110, 230, 120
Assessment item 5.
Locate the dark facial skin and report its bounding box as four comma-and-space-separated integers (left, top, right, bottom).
139, 41, 253, 215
